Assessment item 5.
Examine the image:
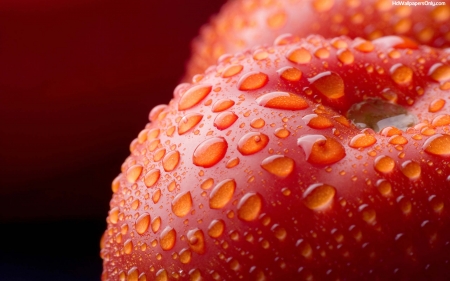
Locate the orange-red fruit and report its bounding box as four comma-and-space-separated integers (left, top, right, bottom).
102, 36, 450, 280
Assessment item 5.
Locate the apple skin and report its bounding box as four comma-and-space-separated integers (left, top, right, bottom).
0, 0, 225, 221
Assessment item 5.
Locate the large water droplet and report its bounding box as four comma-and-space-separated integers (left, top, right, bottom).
297, 135, 346, 165
178, 85, 212, 111
359, 204, 377, 224
374, 155, 395, 174
135, 213, 151, 235
208, 219, 225, 238
144, 169, 160, 188
238, 72, 269, 91
127, 267, 139, 281
303, 183, 336, 210
179, 248, 192, 264
286, 47, 312, 64
213, 111, 238, 130
238, 132, 269, 155
401, 160, 421, 180
209, 179, 236, 209
126, 165, 143, 183
390, 64, 413, 85
309, 71, 345, 99
178, 113, 203, 135
212, 99, 235, 112
171, 191, 193, 217
162, 150, 180, 172
423, 134, 450, 156
278, 66, 302, 82
337, 49, 354, 65
193, 137, 228, 168
155, 269, 168, 281
429, 99, 445, 113
256, 92, 308, 110
160, 226, 176, 251
237, 193, 262, 221
187, 228, 206, 254
260, 155, 295, 177
302, 114, 333, 129
349, 134, 377, 148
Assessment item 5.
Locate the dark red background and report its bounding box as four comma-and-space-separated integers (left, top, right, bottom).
0, 0, 225, 279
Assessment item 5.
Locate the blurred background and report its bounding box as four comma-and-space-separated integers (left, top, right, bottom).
0, 0, 225, 280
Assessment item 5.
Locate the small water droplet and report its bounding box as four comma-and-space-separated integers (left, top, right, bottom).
271, 224, 287, 241
302, 114, 333, 129
337, 49, 354, 64
372, 35, 418, 49
390, 64, 413, 85
151, 216, 161, 233
359, 204, 376, 224
135, 213, 151, 235
171, 191, 193, 217
260, 155, 295, 178
251, 118, 266, 129
274, 127, 290, 138
152, 188, 161, 204
429, 63, 450, 82
178, 113, 203, 135
354, 40, 375, 52
238, 72, 269, 91
144, 169, 160, 188
376, 179, 392, 196
429, 99, 445, 113
397, 196, 412, 215
429, 195, 444, 213
193, 137, 228, 168
309, 71, 345, 99
212, 99, 235, 112
208, 219, 225, 238
213, 111, 238, 130
278, 66, 302, 82
296, 239, 313, 258
389, 135, 408, 145
124, 239, 133, 255
256, 91, 308, 110
423, 134, 450, 156
226, 157, 240, 168
160, 226, 176, 251
401, 160, 421, 180
303, 183, 336, 210
178, 85, 212, 111
237, 193, 263, 221
238, 132, 269, 155
187, 228, 206, 254
222, 64, 243, 78
374, 155, 395, 173
209, 179, 236, 209
349, 134, 377, 148
109, 207, 119, 224
126, 165, 143, 183
297, 135, 346, 165
155, 269, 168, 281
162, 151, 180, 172
286, 47, 312, 64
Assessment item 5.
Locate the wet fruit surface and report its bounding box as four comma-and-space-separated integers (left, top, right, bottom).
102, 36, 450, 280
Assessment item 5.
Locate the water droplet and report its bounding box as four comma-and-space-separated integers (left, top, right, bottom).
359, 204, 376, 224
393, 18, 412, 34
250, 118, 265, 129
389, 135, 408, 145
209, 179, 236, 209
297, 135, 346, 165
271, 224, 287, 241
274, 33, 300, 46
112, 175, 121, 193
267, 10, 287, 29
149, 104, 167, 122
127, 267, 139, 281
431, 5, 450, 21
178, 85, 212, 111
187, 228, 206, 254
135, 213, 151, 235
312, 0, 334, 12
238, 132, 269, 155
314, 47, 330, 59
337, 49, 354, 64
151, 216, 161, 233
376, 179, 392, 196
160, 226, 176, 251
397, 196, 412, 215
256, 92, 308, 110
222, 64, 243, 78
309, 71, 345, 99
189, 269, 202, 281
193, 137, 228, 168
249, 267, 266, 281
226, 157, 240, 168
155, 269, 168, 281
213, 111, 238, 130
429, 99, 445, 113
429, 195, 444, 213
162, 150, 180, 172
212, 99, 235, 112
238, 72, 269, 91
423, 134, 450, 156
432, 114, 450, 127
286, 47, 311, 64
228, 258, 240, 271
354, 40, 375, 52
178, 113, 203, 135
126, 165, 143, 183
303, 183, 336, 210
296, 239, 313, 258
237, 193, 262, 221
401, 160, 421, 180
109, 207, 119, 224
302, 114, 333, 129
274, 128, 290, 138
429, 63, 450, 82
372, 35, 418, 49
179, 248, 192, 264
253, 49, 269, 60
208, 219, 225, 238
144, 169, 160, 188
278, 66, 302, 82
124, 239, 133, 255
374, 155, 395, 174
331, 38, 348, 49
260, 155, 295, 178
349, 134, 377, 148
171, 191, 193, 217
390, 64, 413, 85
152, 188, 161, 204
